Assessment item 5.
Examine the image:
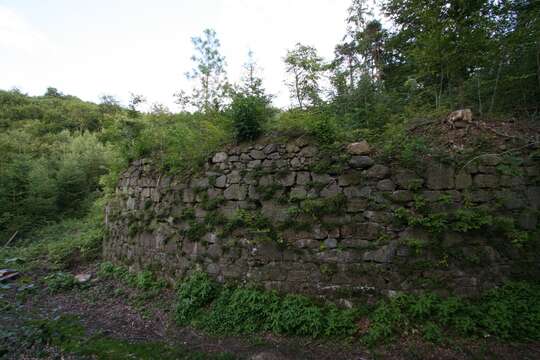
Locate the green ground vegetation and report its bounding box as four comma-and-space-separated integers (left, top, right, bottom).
174, 272, 540, 346
2, 314, 235, 360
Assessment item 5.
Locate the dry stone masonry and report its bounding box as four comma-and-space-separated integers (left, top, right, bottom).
104, 139, 540, 299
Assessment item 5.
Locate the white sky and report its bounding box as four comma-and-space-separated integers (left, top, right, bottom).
0, 0, 364, 110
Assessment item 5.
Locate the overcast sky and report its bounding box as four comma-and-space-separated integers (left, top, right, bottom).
0, 0, 367, 110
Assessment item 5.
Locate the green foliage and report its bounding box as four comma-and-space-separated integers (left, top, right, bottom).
97, 261, 121, 278
200, 193, 225, 211
0, 130, 116, 238
270, 110, 348, 145
403, 237, 428, 255
254, 183, 283, 200
117, 113, 231, 174
381, 0, 540, 117
43, 272, 77, 293
182, 220, 209, 241
452, 209, 493, 233
175, 272, 358, 338
230, 94, 268, 142
0, 201, 104, 271
222, 209, 282, 245
176, 271, 218, 325
324, 304, 358, 337
376, 122, 430, 168
98, 262, 166, 298
284, 43, 323, 109
178, 29, 229, 113
478, 282, 540, 340
508, 229, 533, 247
198, 287, 280, 334
271, 295, 325, 337
298, 194, 347, 219
394, 206, 534, 246
364, 282, 540, 346
422, 322, 443, 343
180, 208, 196, 221
496, 156, 524, 176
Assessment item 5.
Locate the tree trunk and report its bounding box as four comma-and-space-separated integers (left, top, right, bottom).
490, 58, 503, 114
294, 71, 303, 110
536, 40, 540, 90
477, 75, 483, 115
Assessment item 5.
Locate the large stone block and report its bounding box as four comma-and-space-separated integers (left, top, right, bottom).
212, 152, 228, 163
519, 210, 538, 230
224, 184, 247, 200
527, 186, 540, 209
426, 163, 455, 190
278, 172, 296, 187
473, 174, 499, 188
312, 173, 332, 184
250, 149, 266, 160
349, 156, 374, 169
366, 164, 390, 179
296, 171, 311, 185
286, 143, 300, 153
338, 171, 363, 186
455, 171, 472, 189
299, 146, 317, 157
261, 201, 288, 221
263, 144, 278, 154
363, 242, 398, 263
377, 179, 396, 191
183, 189, 196, 203
258, 175, 274, 186
391, 190, 413, 203
321, 182, 341, 197
346, 141, 371, 155
214, 175, 227, 188
290, 186, 308, 200
480, 154, 501, 166
346, 198, 368, 212
227, 171, 242, 184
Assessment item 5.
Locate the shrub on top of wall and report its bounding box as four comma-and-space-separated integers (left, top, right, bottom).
230, 94, 269, 142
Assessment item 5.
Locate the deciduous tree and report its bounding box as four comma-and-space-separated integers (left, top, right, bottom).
284, 43, 323, 109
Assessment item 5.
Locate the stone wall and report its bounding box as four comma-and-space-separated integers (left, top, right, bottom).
104, 139, 540, 299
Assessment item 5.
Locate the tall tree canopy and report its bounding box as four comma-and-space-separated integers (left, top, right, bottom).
284, 43, 324, 110
176, 29, 229, 113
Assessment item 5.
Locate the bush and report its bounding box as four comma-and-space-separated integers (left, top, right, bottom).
0, 130, 116, 239
0, 202, 104, 271
364, 281, 540, 346
230, 94, 268, 142
271, 294, 325, 336
270, 109, 346, 145
129, 113, 231, 173
44, 272, 77, 293
175, 271, 358, 338
98, 262, 165, 297
176, 272, 218, 325
478, 282, 540, 340
199, 287, 280, 334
